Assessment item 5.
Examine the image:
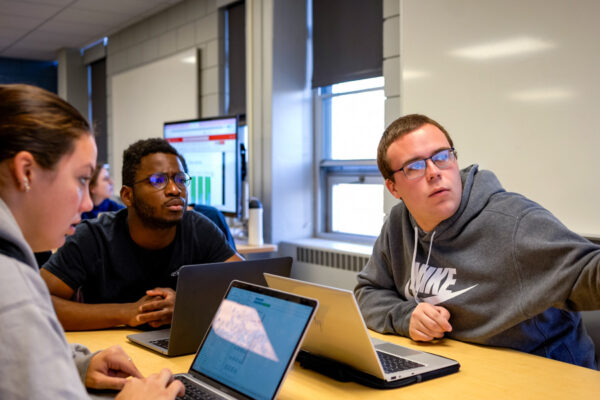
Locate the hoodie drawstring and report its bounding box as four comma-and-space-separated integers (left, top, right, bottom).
410, 227, 419, 302
410, 226, 436, 303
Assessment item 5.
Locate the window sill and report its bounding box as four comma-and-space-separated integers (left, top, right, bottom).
283, 236, 374, 257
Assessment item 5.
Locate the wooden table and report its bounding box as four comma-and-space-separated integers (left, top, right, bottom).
66, 328, 600, 399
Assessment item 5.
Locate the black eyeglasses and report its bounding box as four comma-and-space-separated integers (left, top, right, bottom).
133, 172, 191, 190
392, 148, 457, 180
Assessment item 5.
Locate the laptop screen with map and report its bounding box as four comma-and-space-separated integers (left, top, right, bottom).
176, 280, 318, 400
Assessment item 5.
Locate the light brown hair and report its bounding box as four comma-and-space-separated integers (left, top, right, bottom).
377, 114, 454, 180
0, 84, 92, 170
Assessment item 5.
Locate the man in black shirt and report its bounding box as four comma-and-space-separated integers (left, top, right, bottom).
41, 138, 242, 330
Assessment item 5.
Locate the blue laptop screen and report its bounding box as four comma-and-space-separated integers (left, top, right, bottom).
191, 286, 314, 400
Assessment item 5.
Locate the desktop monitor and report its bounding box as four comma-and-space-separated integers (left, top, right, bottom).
164, 116, 240, 216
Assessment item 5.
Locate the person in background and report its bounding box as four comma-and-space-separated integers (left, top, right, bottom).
41, 138, 243, 331
0, 83, 183, 398
355, 113, 600, 369
81, 163, 124, 220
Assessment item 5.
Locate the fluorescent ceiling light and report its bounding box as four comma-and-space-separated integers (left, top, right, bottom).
450, 37, 554, 60
509, 87, 573, 102
181, 55, 196, 64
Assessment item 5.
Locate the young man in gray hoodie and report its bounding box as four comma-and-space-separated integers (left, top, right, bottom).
354, 114, 600, 369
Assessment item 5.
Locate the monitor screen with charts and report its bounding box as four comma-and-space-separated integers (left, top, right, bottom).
164, 116, 240, 216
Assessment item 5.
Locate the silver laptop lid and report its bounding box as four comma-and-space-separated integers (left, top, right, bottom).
263, 273, 385, 378
264, 275, 460, 386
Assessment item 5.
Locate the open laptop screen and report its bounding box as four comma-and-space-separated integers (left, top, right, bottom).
190, 285, 315, 400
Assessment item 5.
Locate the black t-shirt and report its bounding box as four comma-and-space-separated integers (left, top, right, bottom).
42, 209, 235, 303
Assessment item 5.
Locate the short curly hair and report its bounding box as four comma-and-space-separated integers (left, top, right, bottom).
121, 138, 188, 186
377, 114, 454, 181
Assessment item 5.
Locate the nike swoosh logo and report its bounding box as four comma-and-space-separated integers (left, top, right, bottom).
421, 284, 478, 305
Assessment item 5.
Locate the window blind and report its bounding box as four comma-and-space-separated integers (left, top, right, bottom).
312, 0, 382, 88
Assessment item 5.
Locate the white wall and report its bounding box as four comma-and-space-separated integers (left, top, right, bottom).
110, 48, 199, 189
106, 0, 224, 186
384, 0, 600, 237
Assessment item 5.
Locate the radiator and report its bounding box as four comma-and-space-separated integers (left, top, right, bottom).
278, 239, 373, 290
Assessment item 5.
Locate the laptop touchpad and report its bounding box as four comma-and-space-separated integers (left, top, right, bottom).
374, 342, 421, 357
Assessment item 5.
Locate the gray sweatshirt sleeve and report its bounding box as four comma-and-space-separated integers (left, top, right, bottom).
71, 343, 99, 384
513, 208, 600, 315
0, 257, 91, 400
354, 218, 417, 337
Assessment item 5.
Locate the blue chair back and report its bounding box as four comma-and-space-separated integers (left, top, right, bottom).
193, 204, 236, 251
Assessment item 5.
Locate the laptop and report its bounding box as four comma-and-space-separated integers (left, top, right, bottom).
174, 280, 318, 400
127, 257, 292, 356
264, 274, 460, 389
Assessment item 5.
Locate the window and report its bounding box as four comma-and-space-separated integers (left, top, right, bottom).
82, 37, 108, 164
316, 77, 385, 239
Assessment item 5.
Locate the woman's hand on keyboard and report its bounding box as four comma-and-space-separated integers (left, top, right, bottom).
85, 345, 143, 390
116, 368, 185, 400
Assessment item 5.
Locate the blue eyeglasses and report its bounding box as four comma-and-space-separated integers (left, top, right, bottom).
133, 172, 191, 190
392, 148, 457, 180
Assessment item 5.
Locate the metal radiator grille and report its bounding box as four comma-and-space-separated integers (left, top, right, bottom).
295, 246, 369, 272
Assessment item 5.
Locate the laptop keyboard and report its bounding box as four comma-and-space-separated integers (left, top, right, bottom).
149, 338, 169, 350
175, 376, 224, 400
376, 351, 424, 373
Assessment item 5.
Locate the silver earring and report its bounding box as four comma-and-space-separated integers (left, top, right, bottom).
23, 178, 30, 192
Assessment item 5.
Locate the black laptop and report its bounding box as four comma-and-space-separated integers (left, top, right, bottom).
127, 257, 292, 356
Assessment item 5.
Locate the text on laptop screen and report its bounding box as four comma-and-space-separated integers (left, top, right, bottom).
191, 286, 314, 400
164, 116, 239, 215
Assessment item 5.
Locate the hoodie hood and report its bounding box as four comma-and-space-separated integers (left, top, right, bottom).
413, 164, 506, 241
0, 198, 38, 269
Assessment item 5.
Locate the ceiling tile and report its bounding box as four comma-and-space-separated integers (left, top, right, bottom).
0, 14, 45, 29
26, 28, 88, 45
0, 0, 62, 18
40, 19, 111, 36
74, 0, 159, 15
1, 46, 58, 60
0, 26, 30, 42
22, 36, 87, 51
0, 0, 184, 60
0, 38, 14, 48
32, 0, 74, 5
52, 9, 123, 31
54, 7, 126, 26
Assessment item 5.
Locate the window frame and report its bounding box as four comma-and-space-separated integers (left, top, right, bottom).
313, 79, 385, 244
